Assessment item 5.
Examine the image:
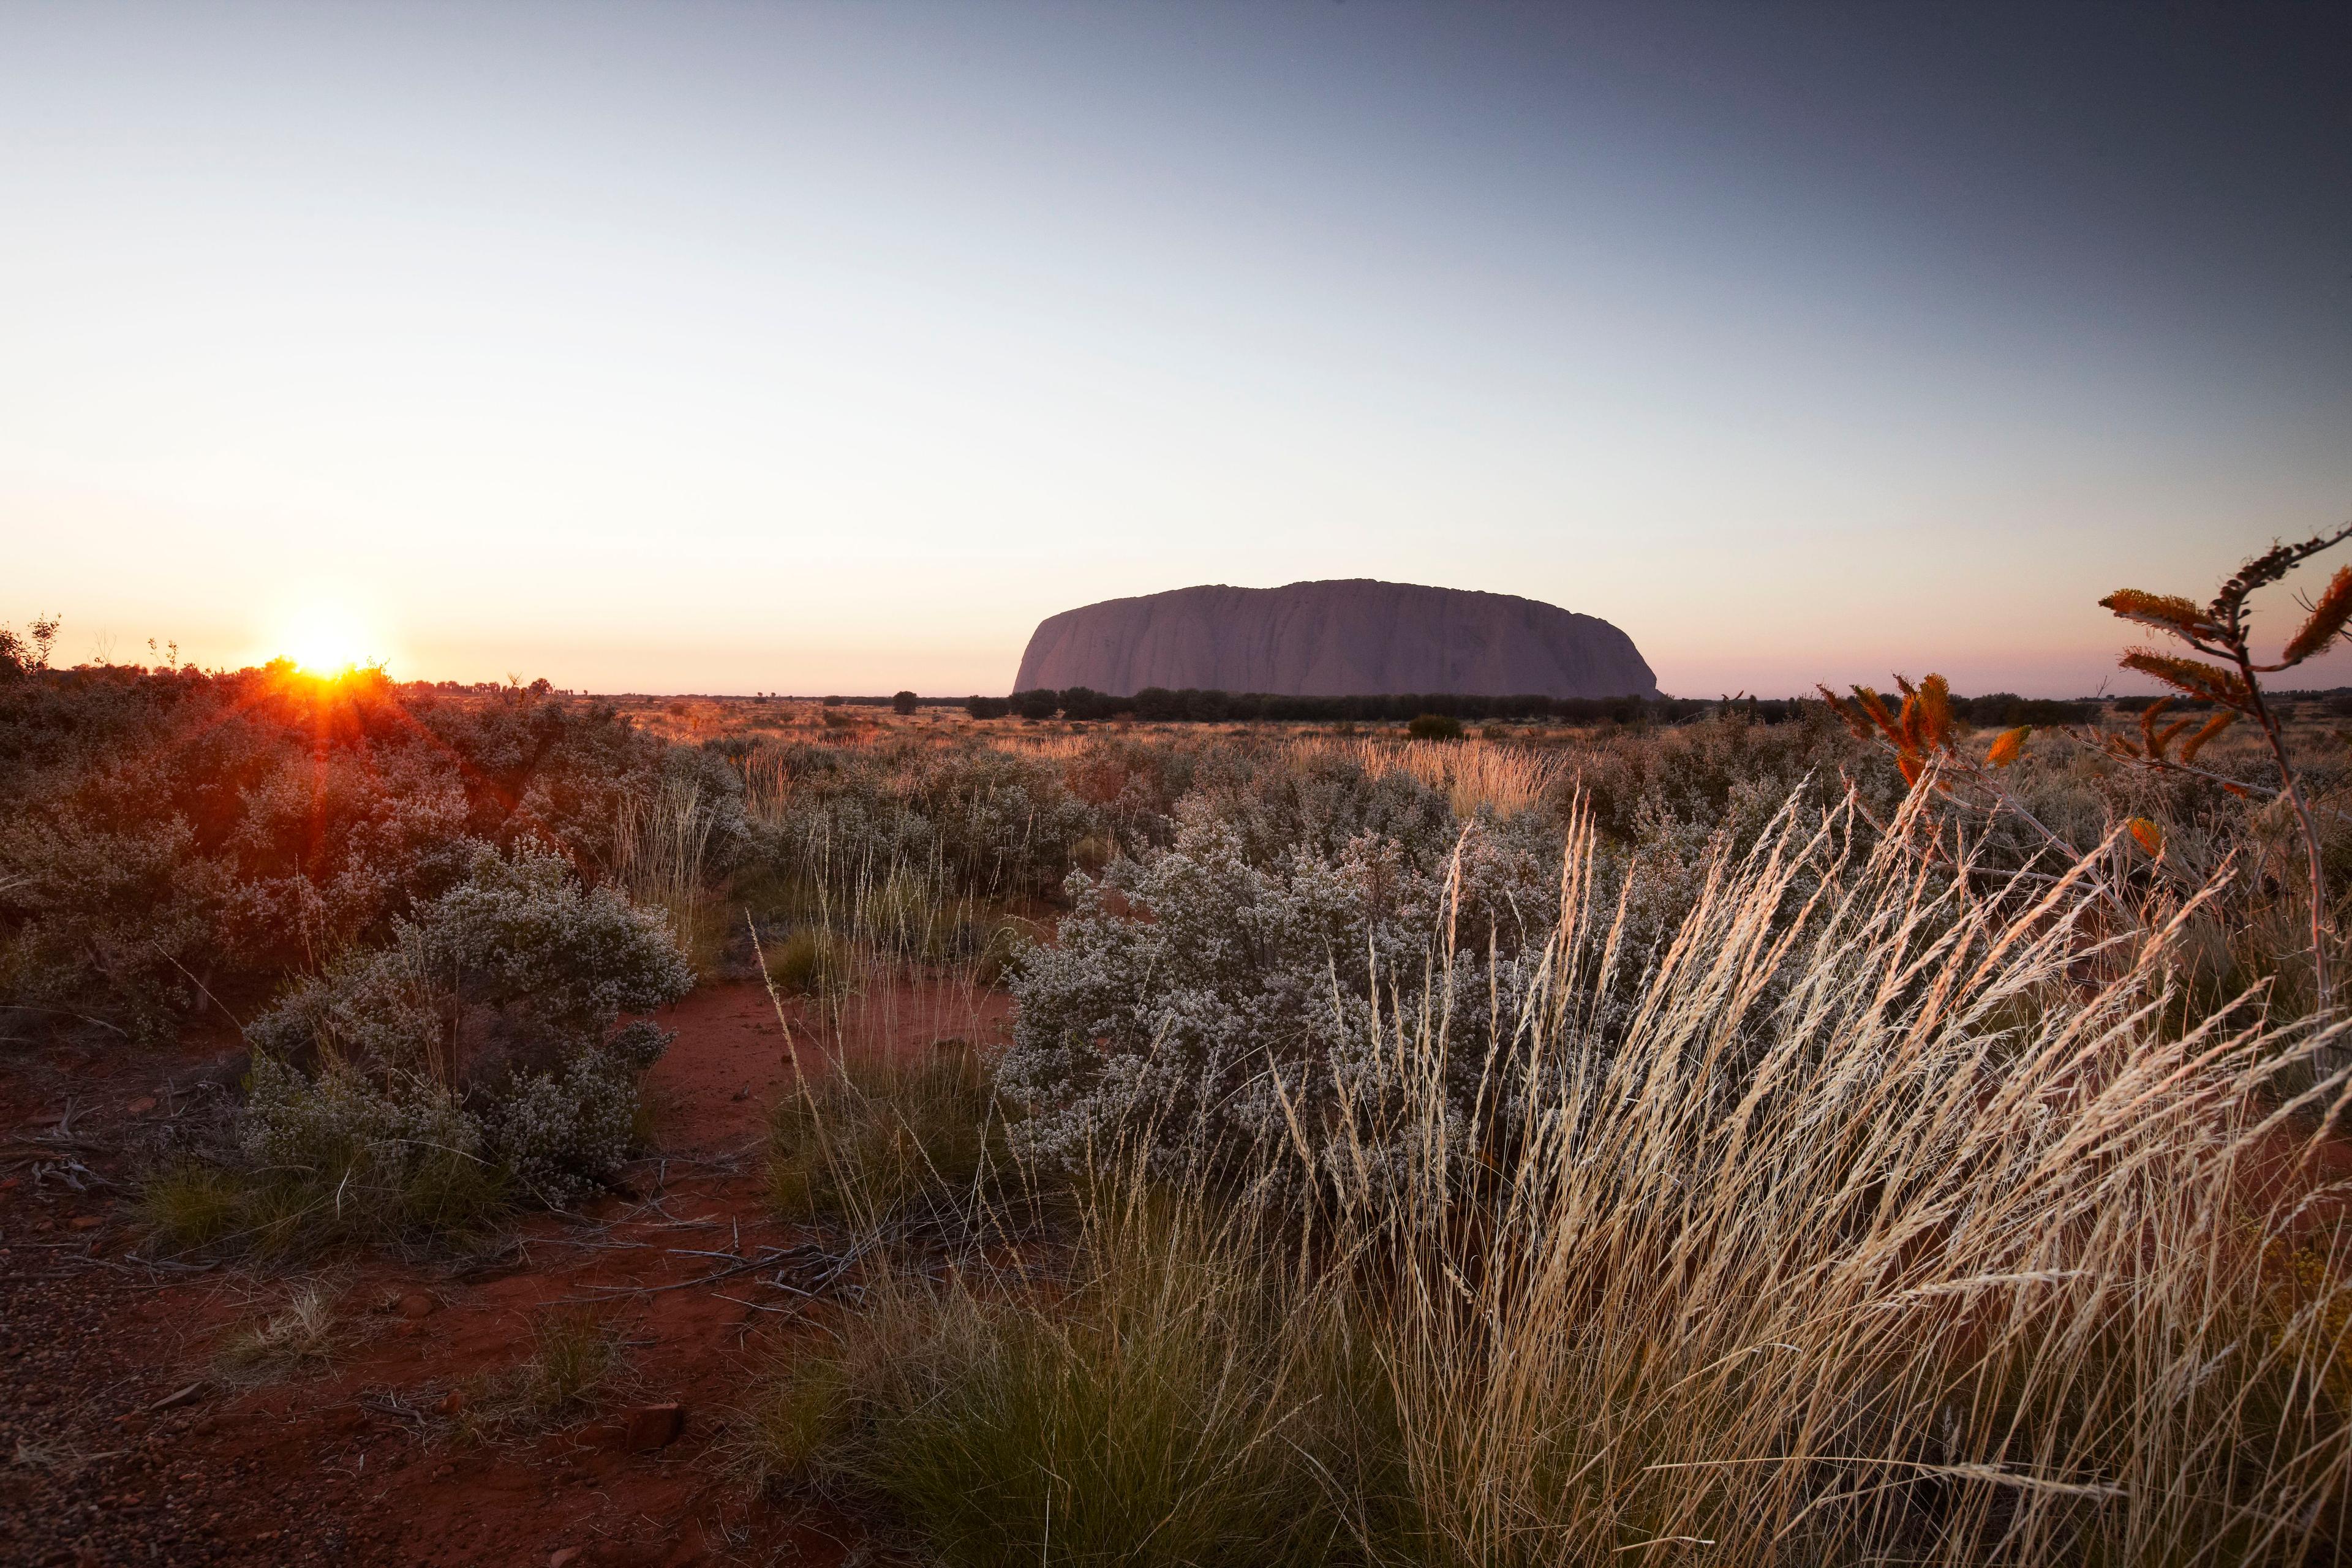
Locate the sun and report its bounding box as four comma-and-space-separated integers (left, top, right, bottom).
281, 603, 372, 676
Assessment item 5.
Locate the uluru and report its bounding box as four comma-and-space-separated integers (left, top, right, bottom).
1013, 579, 1660, 699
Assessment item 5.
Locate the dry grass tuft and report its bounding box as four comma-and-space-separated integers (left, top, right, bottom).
213, 1283, 341, 1387
458, 1308, 629, 1436
1291, 733, 1571, 817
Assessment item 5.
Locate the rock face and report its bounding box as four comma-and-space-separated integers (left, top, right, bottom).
1013, 580, 1659, 699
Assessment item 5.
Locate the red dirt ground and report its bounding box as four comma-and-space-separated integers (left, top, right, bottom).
1, 979, 1011, 1567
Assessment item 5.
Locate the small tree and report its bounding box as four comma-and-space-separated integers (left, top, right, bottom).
1408, 713, 1463, 741
2098, 524, 2352, 1008
0, 614, 59, 682
892, 690, 919, 716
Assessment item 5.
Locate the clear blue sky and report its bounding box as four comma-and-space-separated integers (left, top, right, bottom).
4, 2, 2348, 695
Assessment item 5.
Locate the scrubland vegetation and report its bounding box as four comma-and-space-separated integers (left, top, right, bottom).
9, 542, 2352, 1561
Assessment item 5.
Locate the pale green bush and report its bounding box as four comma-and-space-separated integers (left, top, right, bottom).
180, 845, 696, 1241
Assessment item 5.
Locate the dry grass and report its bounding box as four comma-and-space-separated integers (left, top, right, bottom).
213, 1283, 341, 1387
1289, 733, 1571, 817
745, 787, 2352, 1566
456, 1308, 630, 1436
612, 778, 725, 974
762, 1041, 1005, 1224
1300, 797, 2352, 1563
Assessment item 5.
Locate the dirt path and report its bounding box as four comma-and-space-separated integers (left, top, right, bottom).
0, 979, 1009, 1567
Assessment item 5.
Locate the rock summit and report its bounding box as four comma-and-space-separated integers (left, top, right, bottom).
1013, 579, 1659, 699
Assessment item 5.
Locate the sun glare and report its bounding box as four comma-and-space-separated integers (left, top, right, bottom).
281, 603, 372, 676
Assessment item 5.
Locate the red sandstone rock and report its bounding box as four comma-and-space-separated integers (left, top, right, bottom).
1013, 579, 1660, 699
620, 1403, 683, 1452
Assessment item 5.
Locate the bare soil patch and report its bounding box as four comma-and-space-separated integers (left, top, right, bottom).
2, 978, 1007, 1566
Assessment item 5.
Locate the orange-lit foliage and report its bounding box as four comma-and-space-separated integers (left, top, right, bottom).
2097, 524, 2352, 1006
0, 658, 677, 1038
1985, 725, 2029, 767
1816, 673, 1983, 788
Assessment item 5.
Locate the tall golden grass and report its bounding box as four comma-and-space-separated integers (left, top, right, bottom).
611, 778, 722, 971
1292, 793, 2352, 1562
1290, 733, 1571, 818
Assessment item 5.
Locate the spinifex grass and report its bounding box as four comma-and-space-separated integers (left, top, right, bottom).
763, 1041, 1005, 1223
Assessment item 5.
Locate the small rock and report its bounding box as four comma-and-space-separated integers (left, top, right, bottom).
397, 1292, 436, 1320
69, 1215, 102, 1231
435, 1390, 466, 1416
127, 1096, 158, 1116
621, 1403, 684, 1452
549, 1550, 581, 1568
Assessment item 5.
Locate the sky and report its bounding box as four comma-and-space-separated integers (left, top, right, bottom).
3, 2, 2348, 698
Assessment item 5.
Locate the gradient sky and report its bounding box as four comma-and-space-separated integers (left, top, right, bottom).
4, 2, 2348, 696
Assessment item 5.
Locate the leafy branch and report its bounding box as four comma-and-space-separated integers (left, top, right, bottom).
2098, 524, 2352, 1009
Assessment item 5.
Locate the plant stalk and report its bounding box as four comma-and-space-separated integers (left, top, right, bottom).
2233, 645, 2333, 1011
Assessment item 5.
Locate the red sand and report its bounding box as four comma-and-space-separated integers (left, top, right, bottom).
0, 978, 1010, 1567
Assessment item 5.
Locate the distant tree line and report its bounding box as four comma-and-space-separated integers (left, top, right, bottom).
959, 688, 2107, 726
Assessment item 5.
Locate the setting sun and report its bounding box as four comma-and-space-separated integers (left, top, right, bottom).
281, 603, 373, 676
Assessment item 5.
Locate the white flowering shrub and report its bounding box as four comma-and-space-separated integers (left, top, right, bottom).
995, 737, 1890, 1189
238, 844, 695, 1215
486, 1039, 645, 1205
998, 782, 1572, 1185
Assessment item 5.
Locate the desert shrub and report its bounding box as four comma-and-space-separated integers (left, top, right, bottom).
1406, 712, 1461, 741
965, 695, 1010, 720
453, 1308, 630, 1436
0, 662, 682, 1039
892, 690, 919, 716
1061, 733, 1203, 854
611, 755, 748, 975
742, 740, 1099, 907
762, 925, 859, 998
1310, 801, 2352, 1565
514, 1308, 624, 1417
212, 1284, 340, 1387
1186, 745, 1460, 869
0, 615, 58, 682
249, 845, 691, 1065
804, 783, 2352, 1566
144, 1068, 509, 1258
1000, 785, 1572, 1182
146, 845, 693, 1253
